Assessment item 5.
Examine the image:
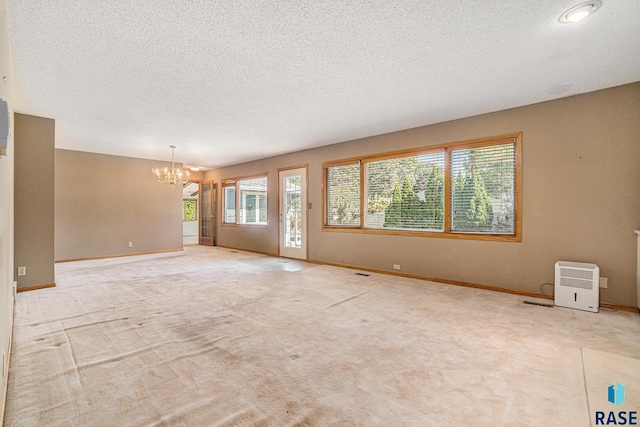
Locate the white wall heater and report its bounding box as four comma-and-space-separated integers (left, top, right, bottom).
554, 261, 599, 312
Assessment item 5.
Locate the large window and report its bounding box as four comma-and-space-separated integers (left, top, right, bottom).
323, 133, 521, 241
222, 175, 268, 225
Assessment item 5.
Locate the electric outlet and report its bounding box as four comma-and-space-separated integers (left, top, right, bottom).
599, 277, 608, 288
393, 264, 400, 270
128, 242, 133, 248
17, 266, 26, 276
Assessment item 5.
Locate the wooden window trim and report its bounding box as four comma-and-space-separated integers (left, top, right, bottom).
221, 171, 269, 185
322, 133, 522, 242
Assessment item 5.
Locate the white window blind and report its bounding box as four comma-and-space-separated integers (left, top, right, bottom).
450, 142, 515, 234
365, 152, 445, 231
326, 163, 360, 226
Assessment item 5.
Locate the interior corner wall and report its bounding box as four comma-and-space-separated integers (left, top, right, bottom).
0, 0, 15, 418
14, 113, 55, 289
55, 149, 183, 261
205, 82, 640, 307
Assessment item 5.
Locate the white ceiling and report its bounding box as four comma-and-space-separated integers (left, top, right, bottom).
6, 1, 640, 169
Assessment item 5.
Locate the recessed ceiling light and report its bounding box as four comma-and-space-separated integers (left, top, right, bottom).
559, 1, 602, 23
190, 167, 201, 171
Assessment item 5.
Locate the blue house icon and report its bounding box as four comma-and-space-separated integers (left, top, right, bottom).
608, 382, 625, 407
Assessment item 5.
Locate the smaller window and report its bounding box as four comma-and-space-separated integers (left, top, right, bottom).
224, 185, 236, 223
325, 162, 361, 226
182, 199, 197, 221
223, 175, 268, 225
450, 142, 516, 234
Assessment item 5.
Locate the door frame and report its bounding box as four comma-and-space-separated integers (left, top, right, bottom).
277, 165, 308, 260
199, 180, 215, 246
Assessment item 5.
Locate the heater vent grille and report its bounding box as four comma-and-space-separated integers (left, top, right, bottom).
559, 267, 594, 281
559, 276, 593, 290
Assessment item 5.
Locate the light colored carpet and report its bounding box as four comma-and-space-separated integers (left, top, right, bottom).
4, 246, 640, 426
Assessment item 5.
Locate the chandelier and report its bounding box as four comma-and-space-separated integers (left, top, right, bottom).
152, 145, 189, 187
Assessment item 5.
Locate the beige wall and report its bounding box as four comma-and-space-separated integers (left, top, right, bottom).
14, 114, 55, 289
0, 0, 14, 416
206, 82, 640, 306
55, 149, 183, 261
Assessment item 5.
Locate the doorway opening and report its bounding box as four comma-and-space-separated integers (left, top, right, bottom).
182, 182, 199, 246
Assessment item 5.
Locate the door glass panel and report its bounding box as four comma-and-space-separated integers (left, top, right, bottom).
284, 176, 302, 248
201, 183, 211, 238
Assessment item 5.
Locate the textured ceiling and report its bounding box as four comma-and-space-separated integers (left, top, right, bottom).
5, 0, 640, 169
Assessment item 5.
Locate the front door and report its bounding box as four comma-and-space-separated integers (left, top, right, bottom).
278, 167, 307, 259
199, 180, 215, 245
